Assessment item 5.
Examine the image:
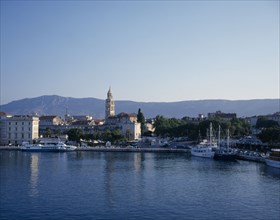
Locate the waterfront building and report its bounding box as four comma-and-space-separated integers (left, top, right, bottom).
106, 112, 137, 124
181, 115, 206, 125
208, 111, 237, 120
105, 87, 115, 120
39, 115, 64, 136
105, 112, 141, 141
247, 112, 280, 128
145, 119, 155, 133
267, 112, 280, 125
0, 114, 39, 145
248, 116, 258, 127
64, 114, 75, 124
93, 119, 105, 126
40, 115, 64, 126
72, 115, 93, 121
67, 120, 96, 134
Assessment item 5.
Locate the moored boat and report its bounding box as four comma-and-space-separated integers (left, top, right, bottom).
191, 123, 216, 159
235, 151, 265, 163
214, 148, 236, 161
191, 145, 215, 158
214, 128, 236, 161
265, 149, 280, 168
21, 139, 77, 152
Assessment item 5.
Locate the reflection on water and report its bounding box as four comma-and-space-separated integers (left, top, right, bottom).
134, 153, 142, 172
103, 153, 115, 207
260, 165, 280, 179
1, 151, 280, 220
29, 154, 39, 197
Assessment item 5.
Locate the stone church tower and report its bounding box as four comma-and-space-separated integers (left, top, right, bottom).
105, 87, 115, 120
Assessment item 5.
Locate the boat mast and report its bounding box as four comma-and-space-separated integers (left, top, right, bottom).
218, 125, 221, 147
227, 129, 230, 153
209, 123, 212, 146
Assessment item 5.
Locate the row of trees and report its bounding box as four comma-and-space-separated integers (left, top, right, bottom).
256, 117, 280, 143
59, 111, 280, 144
153, 115, 251, 141
67, 128, 131, 144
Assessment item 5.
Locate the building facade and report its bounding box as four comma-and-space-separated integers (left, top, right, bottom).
0, 114, 39, 145
105, 112, 141, 141
39, 115, 64, 126
247, 112, 280, 127
266, 112, 280, 125
105, 87, 115, 120
39, 115, 64, 136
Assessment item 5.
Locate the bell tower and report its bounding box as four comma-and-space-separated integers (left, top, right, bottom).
105, 87, 115, 120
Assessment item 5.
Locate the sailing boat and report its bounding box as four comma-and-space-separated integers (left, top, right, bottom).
214, 127, 236, 161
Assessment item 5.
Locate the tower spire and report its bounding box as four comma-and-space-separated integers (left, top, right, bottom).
105, 87, 115, 120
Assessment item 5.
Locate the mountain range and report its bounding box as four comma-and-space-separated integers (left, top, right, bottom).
0, 95, 279, 119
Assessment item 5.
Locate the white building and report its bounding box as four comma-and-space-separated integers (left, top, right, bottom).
0, 114, 39, 145
106, 112, 141, 141
121, 121, 141, 141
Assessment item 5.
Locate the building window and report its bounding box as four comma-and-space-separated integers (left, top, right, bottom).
9, 122, 11, 125
22, 122, 24, 125
22, 133, 24, 139
9, 127, 11, 131
15, 127, 17, 131
16, 122, 17, 125
22, 127, 24, 131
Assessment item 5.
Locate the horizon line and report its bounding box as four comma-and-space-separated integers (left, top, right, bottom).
1, 94, 279, 105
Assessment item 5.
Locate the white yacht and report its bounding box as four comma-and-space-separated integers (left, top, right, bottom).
191, 123, 216, 159
191, 145, 215, 158
21, 140, 77, 152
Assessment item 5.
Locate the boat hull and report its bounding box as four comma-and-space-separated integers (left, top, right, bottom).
191, 146, 215, 158
265, 158, 280, 168
191, 151, 214, 158
235, 155, 265, 163
21, 148, 75, 152
214, 153, 236, 161
21, 144, 77, 152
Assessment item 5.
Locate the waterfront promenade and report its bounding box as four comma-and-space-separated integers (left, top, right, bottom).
0, 146, 190, 153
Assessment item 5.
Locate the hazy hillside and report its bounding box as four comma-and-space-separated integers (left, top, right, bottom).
0, 95, 279, 118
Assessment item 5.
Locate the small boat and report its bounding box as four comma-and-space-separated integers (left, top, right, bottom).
21, 139, 77, 152
265, 149, 280, 168
235, 151, 265, 163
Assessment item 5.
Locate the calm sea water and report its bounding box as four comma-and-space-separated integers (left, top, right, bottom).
0, 150, 279, 220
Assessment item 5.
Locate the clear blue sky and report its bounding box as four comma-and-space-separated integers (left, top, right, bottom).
1, 0, 279, 104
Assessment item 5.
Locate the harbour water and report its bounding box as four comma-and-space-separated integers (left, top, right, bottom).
0, 150, 279, 220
